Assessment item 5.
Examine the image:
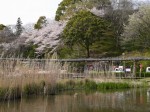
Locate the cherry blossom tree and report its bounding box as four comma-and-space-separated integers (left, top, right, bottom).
0, 20, 66, 57
25, 20, 66, 55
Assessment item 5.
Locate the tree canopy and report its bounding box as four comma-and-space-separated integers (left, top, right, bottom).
62, 10, 115, 58
55, 0, 75, 21
55, 0, 111, 21
0, 24, 6, 30
34, 16, 47, 30
122, 4, 150, 51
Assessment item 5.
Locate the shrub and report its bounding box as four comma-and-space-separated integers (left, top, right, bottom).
97, 82, 130, 90
84, 79, 97, 90
0, 88, 7, 99
23, 83, 42, 95
136, 72, 150, 77
65, 80, 76, 89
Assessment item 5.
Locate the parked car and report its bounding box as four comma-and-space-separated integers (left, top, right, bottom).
113, 66, 124, 73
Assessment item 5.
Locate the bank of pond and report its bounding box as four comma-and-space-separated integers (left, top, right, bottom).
1, 88, 150, 112
0, 79, 148, 101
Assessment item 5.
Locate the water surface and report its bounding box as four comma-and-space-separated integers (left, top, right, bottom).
0, 88, 150, 112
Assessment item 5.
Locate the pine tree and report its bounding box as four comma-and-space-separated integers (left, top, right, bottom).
15, 17, 23, 36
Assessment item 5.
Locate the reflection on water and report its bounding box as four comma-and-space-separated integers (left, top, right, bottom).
0, 88, 150, 112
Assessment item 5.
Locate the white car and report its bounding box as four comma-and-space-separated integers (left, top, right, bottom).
113, 67, 124, 73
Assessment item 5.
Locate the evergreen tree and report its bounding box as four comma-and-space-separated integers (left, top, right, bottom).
34, 16, 47, 30
15, 17, 23, 36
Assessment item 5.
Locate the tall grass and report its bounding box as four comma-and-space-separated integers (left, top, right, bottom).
97, 82, 130, 90
0, 56, 63, 99
0, 56, 148, 101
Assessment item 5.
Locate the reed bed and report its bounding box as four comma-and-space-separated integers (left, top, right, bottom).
0, 57, 63, 99
0, 57, 148, 101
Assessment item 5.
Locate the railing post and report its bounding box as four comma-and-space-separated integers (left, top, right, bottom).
133, 60, 136, 78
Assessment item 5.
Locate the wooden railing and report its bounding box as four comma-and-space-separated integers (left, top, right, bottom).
0, 57, 150, 62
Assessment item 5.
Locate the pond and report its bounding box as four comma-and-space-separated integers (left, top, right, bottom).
0, 88, 150, 112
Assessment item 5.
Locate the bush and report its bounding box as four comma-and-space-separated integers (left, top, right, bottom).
23, 83, 42, 95
136, 72, 150, 77
84, 79, 97, 90
65, 80, 76, 89
0, 88, 7, 99
0, 87, 21, 100
55, 83, 66, 91
8, 87, 21, 99
97, 82, 130, 90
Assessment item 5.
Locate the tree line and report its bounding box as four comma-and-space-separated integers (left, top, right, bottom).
0, 0, 150, 58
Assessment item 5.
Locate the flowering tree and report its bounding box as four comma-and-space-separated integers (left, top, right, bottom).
122, 4, 150, 50
25, 20, 66, 55
0, 26, 16, 43
0, 20, 66, 58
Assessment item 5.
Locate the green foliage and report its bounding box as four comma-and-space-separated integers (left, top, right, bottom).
0, 79, 145, 101
123, 51, 150, 71
22, 44, 37, 58
8, 87, 21, 99
122, 5, 150, 51
89, 0, 111, 9
106, 9, 135, 50
65, 80, 76, 89
58, 44, 87, 58
84, 79, 97, 90
55, 0, 72, 21
90, 35, 119, 57
55, 83, 66, 91
97, 82, 130, 90
15, 17, 23, 36
55, 0, 111, 21
56, 80, 85, 90
0, 88, 7, 99
34, 16, 47, 30
55, 0, 82, 21
0, 87, 21, 100
0, 24, 6, 30
62, 10, 115, 57
136, 72, 150, 77
23, 83, 42, 95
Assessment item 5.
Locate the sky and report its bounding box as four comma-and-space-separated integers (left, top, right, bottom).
0, 0, 147, 25
0, 0, 62, 25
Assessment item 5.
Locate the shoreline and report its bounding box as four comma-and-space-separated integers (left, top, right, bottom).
0, 78, 148, 101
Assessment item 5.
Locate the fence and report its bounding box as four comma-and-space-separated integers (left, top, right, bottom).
0, 57, 149, 79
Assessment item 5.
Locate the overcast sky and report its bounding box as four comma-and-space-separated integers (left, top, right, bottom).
0, 0, 147, 25
0, 0, 62, 25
